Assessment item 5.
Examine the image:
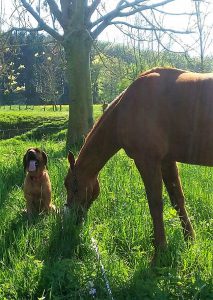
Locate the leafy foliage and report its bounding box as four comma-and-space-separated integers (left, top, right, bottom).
0, 33, 66, 106
2, 34, 213, 107
91, 41, 213, 103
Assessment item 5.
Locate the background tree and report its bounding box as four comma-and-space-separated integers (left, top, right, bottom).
10, 0, 187, 149
192, 0, 213, 72
0, 32, 50, 106
21, 33, 44, 106
90, 40, 209, 105
0, 33, 26, 107
34, 38, 65, 109
91, 44, 133, 103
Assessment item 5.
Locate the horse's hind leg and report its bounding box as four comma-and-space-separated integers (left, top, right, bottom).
161, 160, 195, 240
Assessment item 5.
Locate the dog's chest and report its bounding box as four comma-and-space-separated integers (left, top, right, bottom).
30, 183, 43, 198
25, 178, 44, 199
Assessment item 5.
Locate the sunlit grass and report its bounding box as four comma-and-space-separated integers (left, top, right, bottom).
0, 109, 212, 299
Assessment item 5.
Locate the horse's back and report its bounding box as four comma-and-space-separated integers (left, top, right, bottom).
118, 67, 213, 166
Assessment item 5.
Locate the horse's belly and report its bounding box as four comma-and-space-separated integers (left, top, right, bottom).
168, 135, 213, 166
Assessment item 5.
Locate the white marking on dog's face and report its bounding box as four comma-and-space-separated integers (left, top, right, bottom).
28, 160, 37, 172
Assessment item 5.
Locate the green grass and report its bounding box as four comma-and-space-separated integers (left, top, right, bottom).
0, 105, 102, 140
0, 107, 212, 299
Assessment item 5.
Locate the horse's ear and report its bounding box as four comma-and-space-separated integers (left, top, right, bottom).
68, 151, 75, 170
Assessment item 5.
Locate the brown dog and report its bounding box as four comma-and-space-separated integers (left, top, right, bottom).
23, 147, 55, 216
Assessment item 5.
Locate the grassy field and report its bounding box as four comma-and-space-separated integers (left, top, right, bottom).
0, 106, 212, 299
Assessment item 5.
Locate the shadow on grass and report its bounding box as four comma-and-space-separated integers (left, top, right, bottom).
0, 208, 86, 299
0, 212, 29, 262
0, 162, 24, 209
20, 122, 68, 141
114, 259, 212, 300
34, 211, 86, 299
0, 121, 68, 141
113, 239, 212, 300
115, 266, 170, 299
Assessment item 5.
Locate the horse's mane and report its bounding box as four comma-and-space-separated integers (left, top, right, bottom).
82, 68, 187, 147
84, 90, 125, 143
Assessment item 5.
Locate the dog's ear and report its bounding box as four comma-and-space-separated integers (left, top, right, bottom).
23, 148, 32, 172
23, 153, 27, 172
68, 151, 75, 170
42, 151, 48, 166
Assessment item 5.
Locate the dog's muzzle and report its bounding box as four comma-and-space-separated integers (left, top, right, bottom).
28, 160, 38, 172
27, 150, 39, 172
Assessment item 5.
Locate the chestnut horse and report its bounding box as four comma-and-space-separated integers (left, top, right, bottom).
65, 67, 213, 254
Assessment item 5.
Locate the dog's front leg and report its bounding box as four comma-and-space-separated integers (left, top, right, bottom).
42, 183, 53, 212
25, 195, 34, 219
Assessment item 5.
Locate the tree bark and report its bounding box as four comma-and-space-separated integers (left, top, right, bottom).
64, 29, 93, 150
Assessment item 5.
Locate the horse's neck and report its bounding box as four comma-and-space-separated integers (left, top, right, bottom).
76, 104, 120, 177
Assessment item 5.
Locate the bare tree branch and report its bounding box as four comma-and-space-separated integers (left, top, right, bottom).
91, 0, 175, 38
46, 0, 64, 28
7, 25, 43, 33
154, 30, 188, 54
143, 9, 190, 54
59, 0, 72, 28
110, 21, 193, 34
87, 0, 101, 18
91, 0, 175, 28
20, 0, 63, 41
153, 8, 195, 16
116, 0, 127, 8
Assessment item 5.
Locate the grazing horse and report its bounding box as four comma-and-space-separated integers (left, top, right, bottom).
65, 67, 213, 255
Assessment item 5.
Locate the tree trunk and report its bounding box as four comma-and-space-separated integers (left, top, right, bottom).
64, 30, 93, 151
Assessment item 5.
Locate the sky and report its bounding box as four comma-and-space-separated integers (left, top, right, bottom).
1, 0, 213, 56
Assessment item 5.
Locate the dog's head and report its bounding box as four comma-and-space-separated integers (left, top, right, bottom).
23, 148, 48, 173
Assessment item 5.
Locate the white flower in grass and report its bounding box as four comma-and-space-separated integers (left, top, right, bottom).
89, 288, 96, 296
16, 86, 25, 92
18, 64, 25, 70
8, 74, 16, 81
88, 280, 96, 296
11, 80, 17, 86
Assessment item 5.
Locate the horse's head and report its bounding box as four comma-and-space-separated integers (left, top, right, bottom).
64, 151, 100, 212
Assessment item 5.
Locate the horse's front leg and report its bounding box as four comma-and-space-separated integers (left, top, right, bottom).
134, 157, 167, 252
